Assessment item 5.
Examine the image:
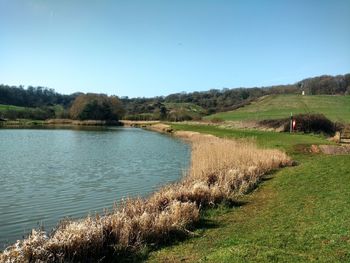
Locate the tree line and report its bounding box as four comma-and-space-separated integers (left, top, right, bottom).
298, 74, 350, 95
0, 85, 78, 108
1, 73, 349, 121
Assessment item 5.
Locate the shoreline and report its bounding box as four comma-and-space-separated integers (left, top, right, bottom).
0, 119, 168, 129
0, 119, 123, 128
0, 122, 292, 262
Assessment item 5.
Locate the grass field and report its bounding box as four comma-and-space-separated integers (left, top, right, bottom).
168, 123, 330, 152
0, 104, 26, 111
206, 95, 350, 123
0, 104, 66, 121
164, 102, 206, 114
147, 124, 350, 262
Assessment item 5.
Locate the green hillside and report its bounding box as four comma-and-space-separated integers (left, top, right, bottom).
165, 102, 207, 119
0, 104, 26, 112
206, 95, 350, 123
0, 104, 66, 120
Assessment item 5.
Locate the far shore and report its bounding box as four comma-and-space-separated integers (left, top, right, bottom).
0, 119, 175, 130
0, 118, 125, 127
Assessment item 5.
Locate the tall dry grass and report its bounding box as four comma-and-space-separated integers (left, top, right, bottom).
0, 134, 291, 262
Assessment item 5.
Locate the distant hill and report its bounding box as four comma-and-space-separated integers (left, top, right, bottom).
121, 73, 349, 120
123, 101, 206, 121
206, 94, 350, 123
1, 73, 349, 121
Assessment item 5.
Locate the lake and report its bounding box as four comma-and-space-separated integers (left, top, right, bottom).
0, 127, 190, 249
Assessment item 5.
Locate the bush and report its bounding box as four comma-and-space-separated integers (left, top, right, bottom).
70, 94, 124, 121
210, 117, 224, 123
167, 112, 193, 122
284, 114, 336, 135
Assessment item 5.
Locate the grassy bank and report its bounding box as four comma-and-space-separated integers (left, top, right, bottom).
169, 123, 330, 152
0, 128, 290, 262
206, 94, 350, 123
147, 124, 350, 262
0, 104, 27, 111
0, 119, 45, 127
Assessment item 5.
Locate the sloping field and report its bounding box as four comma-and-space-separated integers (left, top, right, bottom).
206, 95, 350, 123
0, 104, 26, 112
165, 102, 207, 120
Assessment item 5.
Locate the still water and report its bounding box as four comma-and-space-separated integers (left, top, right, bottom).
0, 127, 190, 249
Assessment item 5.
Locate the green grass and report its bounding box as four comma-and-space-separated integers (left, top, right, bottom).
169, 123, 330, 152
206, 94, 350, 123
0, 104, 65, 121
146, 123, 350, 262
0, 119, 45, 125
0, 104, 26, 112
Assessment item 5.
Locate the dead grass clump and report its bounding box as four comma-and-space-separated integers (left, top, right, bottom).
101, 199, 199, 248
0, 230, 48, 262
189, 137, 290, 196
150, 180, 226, 208
45, 216, 104, 260
0, 134, 291, 262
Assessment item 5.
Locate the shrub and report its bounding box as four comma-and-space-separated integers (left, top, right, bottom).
70, 94, 124, 121
284, 114, 336, 135
210, 117, 224, 123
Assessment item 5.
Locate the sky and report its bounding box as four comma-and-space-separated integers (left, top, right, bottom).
0, 0, 349, 98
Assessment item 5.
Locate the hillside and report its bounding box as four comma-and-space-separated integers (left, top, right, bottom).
164, 102, 207, 121
1, 73, 349, 121
0, 104, 26, 112
206, 94, 350, 123
123, 101, 207, 121
0, 104, 67, 120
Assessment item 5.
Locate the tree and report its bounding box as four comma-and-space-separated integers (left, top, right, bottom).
69, 94, 125, 120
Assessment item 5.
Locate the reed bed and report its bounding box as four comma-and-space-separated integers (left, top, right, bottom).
0, 134, 291, 262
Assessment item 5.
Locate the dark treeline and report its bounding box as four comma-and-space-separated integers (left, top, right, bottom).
1, 73, 349, 121
0, 85, 79, 108
298, 74, 350, 95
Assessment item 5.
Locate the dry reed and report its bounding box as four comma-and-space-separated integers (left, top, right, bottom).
0, 133, 291, 262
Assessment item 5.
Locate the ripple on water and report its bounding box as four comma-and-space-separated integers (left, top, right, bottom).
0, 127, 190, 248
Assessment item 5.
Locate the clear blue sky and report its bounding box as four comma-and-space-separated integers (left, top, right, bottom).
0, 0, 349, 98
